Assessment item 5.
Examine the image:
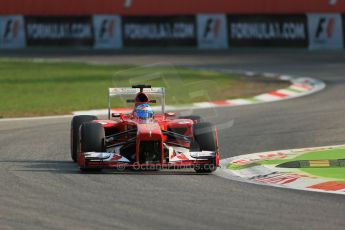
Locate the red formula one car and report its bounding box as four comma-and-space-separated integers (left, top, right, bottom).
70, 85, 219, 173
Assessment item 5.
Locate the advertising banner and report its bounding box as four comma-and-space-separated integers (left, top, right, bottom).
0, 15, 26, 49
307, 13, 343, 49
197, 14, 228, 49
93, 15, 122, 49
25, 16, 93, 46
228, 15, 308, 47
122, 16, 196, 47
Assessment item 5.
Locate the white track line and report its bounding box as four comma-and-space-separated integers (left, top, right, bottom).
0, 115, 72, 122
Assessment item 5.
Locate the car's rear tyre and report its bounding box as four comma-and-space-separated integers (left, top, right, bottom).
70, 115, 97, 162
193, 122, 217, 151
193, 122, 217, 173
179, 115, 203, 124
80, 122, 105, 172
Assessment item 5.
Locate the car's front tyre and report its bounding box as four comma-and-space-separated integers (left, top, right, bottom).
70, 115, 97, 162
79, 122, 105, 172
193, 122, 217, 173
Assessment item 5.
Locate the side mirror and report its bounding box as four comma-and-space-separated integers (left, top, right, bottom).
165, 112, 176, 118
112, 113, 121, 118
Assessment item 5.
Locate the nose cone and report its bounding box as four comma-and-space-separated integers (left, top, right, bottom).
137, 123, 162, 140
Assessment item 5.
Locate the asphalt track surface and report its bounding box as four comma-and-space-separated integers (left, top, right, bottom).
1, 50, 345, 230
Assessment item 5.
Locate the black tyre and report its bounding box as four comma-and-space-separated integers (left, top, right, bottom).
193, 122, 217, 173
70, 115, 97, 162
179, 115, 203, 124
80, 122, 105, 172
80, 122, 105, 153
193, 122, 217, 151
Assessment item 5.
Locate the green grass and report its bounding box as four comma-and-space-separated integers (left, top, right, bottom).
261, 148, 345, 180
0, 59, 288, 118
297, 148, 345, 180
300, 168, 345, 180
261, 148, 345, 165
293, 148, 345, 161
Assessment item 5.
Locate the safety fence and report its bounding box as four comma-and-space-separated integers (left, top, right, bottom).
0, 14, 344, 49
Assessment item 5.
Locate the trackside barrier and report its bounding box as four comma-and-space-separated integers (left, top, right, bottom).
0, 14, 345, 49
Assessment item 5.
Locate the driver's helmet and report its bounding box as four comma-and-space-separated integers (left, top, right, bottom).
134, 104, 154, 121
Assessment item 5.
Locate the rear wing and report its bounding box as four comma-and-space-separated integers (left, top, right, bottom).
108, 87, 166, 119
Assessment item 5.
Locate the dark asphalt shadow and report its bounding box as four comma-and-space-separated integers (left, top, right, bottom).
0, 160, 79, 174
0, 160, 213, 175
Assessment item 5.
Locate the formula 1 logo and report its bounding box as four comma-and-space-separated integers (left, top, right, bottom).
307, 13, 343, 49
315, 17, 335, 40
3, 19, 20, 40
197, 14, 228, 49
0, 16, 26, 48
2, 18, 20, 42
99, 19, 115, 40
93, 15, 122, 49
203, 18, 221, 40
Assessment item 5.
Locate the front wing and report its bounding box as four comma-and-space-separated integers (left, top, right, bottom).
79, 146, 218, 170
